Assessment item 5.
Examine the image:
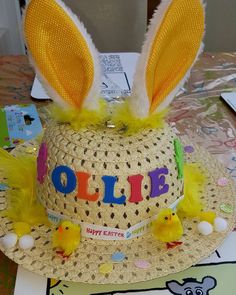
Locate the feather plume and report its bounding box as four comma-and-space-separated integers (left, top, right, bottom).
177, 163, 206, 218
0, 148, 48, 225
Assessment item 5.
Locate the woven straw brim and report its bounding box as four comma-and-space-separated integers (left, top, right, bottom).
0, 141, 235, 284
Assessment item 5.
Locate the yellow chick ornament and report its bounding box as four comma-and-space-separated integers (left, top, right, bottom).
52, 221, 81, 259
152, 209, 183, 249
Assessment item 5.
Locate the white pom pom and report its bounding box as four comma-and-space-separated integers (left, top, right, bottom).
19, 235, 34, 250
197, 221, 213, 236
1, 233, 18, 249
214, 217, 228, 232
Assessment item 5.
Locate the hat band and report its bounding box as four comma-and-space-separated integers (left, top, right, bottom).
47, 196, 183, 241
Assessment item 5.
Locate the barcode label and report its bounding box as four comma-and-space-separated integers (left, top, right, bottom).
100, 55, 123, 73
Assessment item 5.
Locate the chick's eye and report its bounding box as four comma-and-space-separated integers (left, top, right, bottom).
196, 289, 203, 295
185, 290, 193, 295
56, 227, 58, 230
172, 213, 175, 216
164, 217, 168, 220
65, 227, 69, 230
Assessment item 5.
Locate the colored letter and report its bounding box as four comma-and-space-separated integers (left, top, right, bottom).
52, 165, 76, 194
128, 174, 144, 203
148, 167, 169, 198
76, 172, 99, 201
102, 176, 126, 204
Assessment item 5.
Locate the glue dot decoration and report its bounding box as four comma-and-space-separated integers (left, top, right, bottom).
220, 203, 233, 214
197, 221, 213, 236
1, 233, 18, 249
25, 146, 37, 154
217, 177, 229, 187
134, 260, 151, 269
111, 252, 126, 262
184, 145, 194, 153
99, 263, 113, 274
18, 235, 35, 250
214, 217, 228, 232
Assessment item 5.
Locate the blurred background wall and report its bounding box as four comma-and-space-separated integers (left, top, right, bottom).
64, 0, 147, 52
0, 0, 236, 55
204, 0, 236, 51
148, 0, 236, 52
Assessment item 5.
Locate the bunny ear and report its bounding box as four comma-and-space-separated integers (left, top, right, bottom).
130, 0, 205, 118
24, 0, 101, 111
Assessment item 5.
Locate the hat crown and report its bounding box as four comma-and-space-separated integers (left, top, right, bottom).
37, 123, 182, 230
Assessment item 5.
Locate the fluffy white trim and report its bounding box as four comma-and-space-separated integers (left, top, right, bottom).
23, 0, 101, 111
130, 0, 206, 118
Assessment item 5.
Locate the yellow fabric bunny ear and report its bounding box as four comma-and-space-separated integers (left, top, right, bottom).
129, 0, 205, 118
24, 0, 101, 111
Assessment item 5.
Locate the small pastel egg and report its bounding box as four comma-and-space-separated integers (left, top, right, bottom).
18, 235, 34, 250
1, 233, 18, 249
111, 252, 126, 262
197, 221, 213, 236
134, 260, 151, 269
214, 217, 228, 232
99, 263, 113, 274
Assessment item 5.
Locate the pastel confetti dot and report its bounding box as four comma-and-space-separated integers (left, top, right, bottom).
134, 260, 151, 269
217, 177, 229, 187
184, 145, 194, 153
111, 252, 126, 262
220, 203, 233, 214
99, 263, 113, 274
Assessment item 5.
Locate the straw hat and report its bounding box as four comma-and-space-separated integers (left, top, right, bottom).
0, 132, 235, 284
0, 0, 235, 285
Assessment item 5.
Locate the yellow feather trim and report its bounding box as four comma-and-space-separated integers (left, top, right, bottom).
0, 148, 36, 201
48, 99, 167, 134
198, 211, 216, 224
0, 148, 48, 226
13, 222, 31, 237
49, 99, 108, 130
112, 101, 168, 135
177, 163, 206, 218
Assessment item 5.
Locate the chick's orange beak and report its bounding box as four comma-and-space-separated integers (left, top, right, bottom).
58, 225, 63, 233
166, 215, 172, 224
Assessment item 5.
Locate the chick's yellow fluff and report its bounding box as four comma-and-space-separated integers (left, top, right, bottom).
52, 221, 81, 256
152, 208, 183, 243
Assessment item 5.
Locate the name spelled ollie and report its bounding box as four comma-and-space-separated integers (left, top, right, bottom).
51, 165, 170, 205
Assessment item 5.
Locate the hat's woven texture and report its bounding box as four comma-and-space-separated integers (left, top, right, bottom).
0, 136, 235, 284
38, 123, 182, 229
